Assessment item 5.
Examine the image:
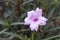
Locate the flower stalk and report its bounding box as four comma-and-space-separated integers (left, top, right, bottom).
32, 31, 34, 40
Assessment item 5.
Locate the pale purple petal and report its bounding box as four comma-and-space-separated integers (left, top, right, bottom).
27, 10, 35, 17
24, 17, 32, 25
39, 21, 46, 26
39, 16, 48, 21
27, 10, 39, 20
37, 17, 47, 26
30, 22, 38, 31
35, 7, 42, 16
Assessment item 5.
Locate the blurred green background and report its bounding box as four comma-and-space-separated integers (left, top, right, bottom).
0, 0, 60, 40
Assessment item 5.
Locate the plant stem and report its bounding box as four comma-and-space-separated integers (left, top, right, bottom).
32, 31, 34, 40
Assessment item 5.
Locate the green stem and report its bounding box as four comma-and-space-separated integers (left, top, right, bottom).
32, 31, 34, 40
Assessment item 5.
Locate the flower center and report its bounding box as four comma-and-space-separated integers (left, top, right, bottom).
33, 18, 38, 22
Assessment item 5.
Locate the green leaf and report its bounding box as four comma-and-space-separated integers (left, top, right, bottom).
21, 0, 33, 6
0, 20, 6, 25
0, 28, 8, 34
0, 38, 8, 40
20, 12, 27, 19
44, 21, 54, 31
48, 8, 56, 19
45, 26, 60, 32
2, 32, 22, 40
10, 22, 24, 25
17, 29, 30, 32
42, 34, 60, 40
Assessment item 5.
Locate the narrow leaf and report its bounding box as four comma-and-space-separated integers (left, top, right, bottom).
45, 26, 60, 32
2, 32, 22, 40
48, 8, 55, 19
42, 34, 60, 40
10, 22, 24, 25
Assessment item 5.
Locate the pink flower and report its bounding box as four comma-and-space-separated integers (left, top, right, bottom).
24, 7, 48, 31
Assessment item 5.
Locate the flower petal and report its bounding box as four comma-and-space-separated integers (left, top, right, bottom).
37, 18, 47, 26
27, 10, 39, 20
24, 17, 32, 25
39, 21, 46, 26
39, 16, 48, 21
30, 22, 38, 31
35, 7, 42, 16
27, 10, 35, 17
